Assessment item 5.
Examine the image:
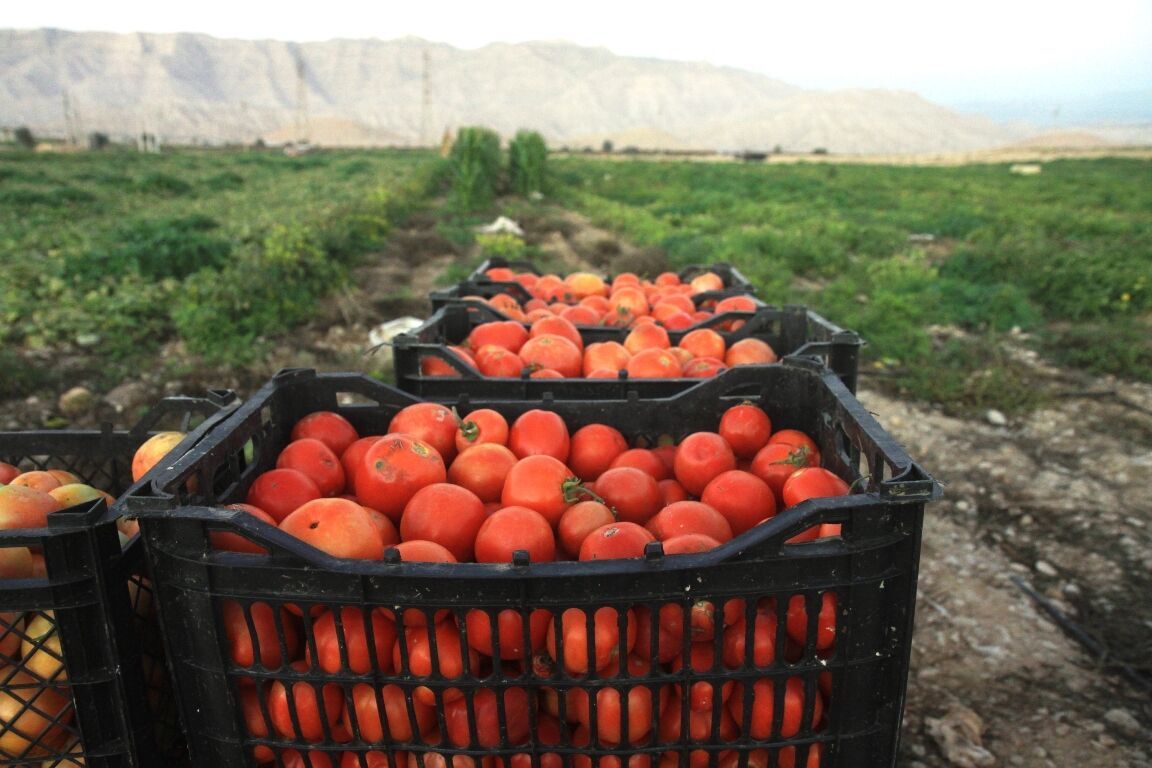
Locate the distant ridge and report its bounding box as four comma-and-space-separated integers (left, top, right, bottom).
0, 27, 1120, 154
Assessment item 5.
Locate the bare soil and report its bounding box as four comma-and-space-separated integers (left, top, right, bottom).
3, 204, 1149, 766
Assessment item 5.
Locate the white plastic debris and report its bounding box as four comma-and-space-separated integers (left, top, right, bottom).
477, 216, 524, 237
367, 316, 424, 365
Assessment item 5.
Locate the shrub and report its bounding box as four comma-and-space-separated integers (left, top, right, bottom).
508, 130, 547, 196
70, 215, 232, 282
449, 126, 502, 212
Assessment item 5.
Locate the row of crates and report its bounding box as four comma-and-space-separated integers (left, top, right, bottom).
0, 260, 938, 768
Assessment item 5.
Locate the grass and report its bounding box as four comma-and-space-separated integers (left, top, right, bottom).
553, 156, 1152, 414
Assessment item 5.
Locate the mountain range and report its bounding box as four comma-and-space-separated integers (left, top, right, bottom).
2, 28, 1146, 154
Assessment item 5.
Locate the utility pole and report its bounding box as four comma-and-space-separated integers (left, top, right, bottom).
295, 55, 310, 145
420, 48, 432, 147
62, 89, 80, 146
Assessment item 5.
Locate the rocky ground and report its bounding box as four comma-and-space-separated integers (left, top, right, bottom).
3, 204, 1149, 766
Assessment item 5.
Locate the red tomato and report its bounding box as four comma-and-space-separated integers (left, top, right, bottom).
718, 403, 773, 459
223, 599, 300, 669
582, 341, 631, 377
782, 468, 850, 507
310, 606, 397, 674
670, 641, 734, 712
280, 498, 385, 560
340, 436, 384, 494
507, 410, 570, 462
567, 424, 629, 481
766, 429, 821, 464
571, 728, 652, 768
626, 348, 683, 379
393, 621, 479, 706
673, 432, 737, 496
578, 522, 656, 561
657, 478, 689, 506
282, 750, 336, 768
348, 682, 435, 742
444, 687, 531, 747
530, 315, 584, 351
661, 532, 722, 555
658, 691, 739, 746
354, 434, 446, 522
623, 323, 671, 355
749, 443, 817, 506
500, 455, 579, 527
682, 356, 728, 378
722, 610, 778, 668
340, 750, 404, 768
454, 408, 510, 452
546, 606, 636, 676
518, 334, 583, 378
422, 344, 476, 377
645, 501, 733, 544
608, 449, 669, 481
237, 683, 274, 764
463, 608, 551, 659
593, 467, 662, 525
724, 338, 778, 366
700, 470, 777, 536
388, 541, 455, 626
631, 604, 684, 664
246, 467, 322, 523
679, 328, 727, 361
474, 506, 556, 564
568, 656, 656, 745
474, 345, 526, 377
267, 660, 345, 741
400, 483, 487, 562
210, 503, 276, 554
275, 437, 343, 499
467, 320, 529, 353
727, 676, 820, 739
291, 411, 360, 458
557, 501, 616, 558
447, 443, 518, 504
0, 462, 19, 485
786, 592, 838, 652
389, 403, 460, 465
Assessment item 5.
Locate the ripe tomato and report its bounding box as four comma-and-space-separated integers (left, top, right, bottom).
393, 620, 480, 706
626, 348, 683, 379
267, 659, 345, 741
557, 501, 616, 558
657, 478, 689, 506
349, 682, 435, 742
389, 403, 460, 465
447, 443, 518, 504
474, 506, 556, 564
570, 728, 652, 768
467, 320, 529, 353
766, 429, 821, 464
722, 610, 778, 668
291, 411, 360, 458
749, 443, 817, 506
582, 341, 631, 377
785, 592, 837, 652
463, 607, 551, 659
718, 403, 772, 459
673, 432, 737, 496
454, 408, 510, 452
679, 328, 727, 361
421, 344, 476, 377
340, 751, 405, 768
546, 606, 636, 676
340, 436, 383, 494
567, 424, 629, 481
280, 498, 385, 560
670, 641, 734, 712
518, 334, 583, 378
658, 691, 739, 748
237, 683, 274, 764
688, 272, 725, 294
623, 323, 671, 355
282, 750, 336, 768
210, 503, 277, 554
500, 455, 579, 527
578, 522, 656, 561
681, 356, 727, 378
277, 438, 345, 497
661, 532, 722, 555
568, 656, 656, 745
222, 600, 300, 669
354, 434, 446, 522
593, 467, 662, 525
645, 501, 733, 544
0, 462, 19, 485
444, 687, 532, 747
310, 606, 397, 674
608, 449, 669, 481
631, 603, 683, 664
474, 345, 526, 377
700, 470, 777, 536
530, 315, 584, 351
508, 410, 570, 462
727, 676, 820, 739
246, 467, 322, 523
400, 483, 487, 562
724, 338, 778, 367
782, 468, 852, 541
388, 541, 455, 626
688, 597, 744, 642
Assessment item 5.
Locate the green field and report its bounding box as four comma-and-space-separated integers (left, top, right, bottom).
553, 156, 1152, 410
2, 145, 1149, 414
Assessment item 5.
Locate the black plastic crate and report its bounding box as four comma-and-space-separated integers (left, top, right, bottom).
433, 260, 759, 315
130, 365, 937, 768
0, 392, 238, 767
393, 301, 863, 399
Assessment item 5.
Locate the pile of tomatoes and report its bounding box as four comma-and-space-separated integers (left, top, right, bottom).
421, 310, 777, 382
222, 401, 846, 767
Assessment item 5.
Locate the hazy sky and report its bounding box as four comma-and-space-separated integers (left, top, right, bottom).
6, 0, 1151, 104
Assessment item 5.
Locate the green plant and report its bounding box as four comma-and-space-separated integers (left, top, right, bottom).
69, 215, 232, 282
449, 127, 503, 212
508, 130, 548, 196
475, 232, 527, 260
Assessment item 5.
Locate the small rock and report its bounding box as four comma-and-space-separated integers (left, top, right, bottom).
57, 386, 94, 418
985, 409, 1007, 426
1035, 560, 1058, 577
925, 705, 996, 767
1103, 708, 1143, 737
104, 381, 151, 415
